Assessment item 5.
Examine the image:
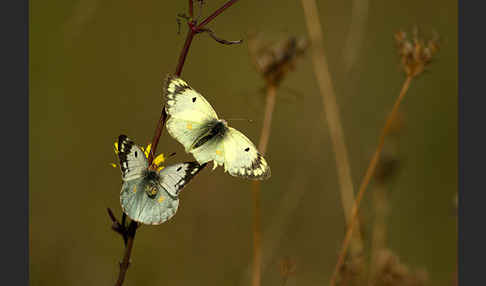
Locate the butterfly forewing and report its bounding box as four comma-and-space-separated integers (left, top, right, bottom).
117, 135, 148, 181
164, 75, 218, 121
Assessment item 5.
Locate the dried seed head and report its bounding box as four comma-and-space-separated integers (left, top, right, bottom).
373, 249, 428, 286
395, 28, 440, 77
336, 253, 365, 286
248, 33, 308, 86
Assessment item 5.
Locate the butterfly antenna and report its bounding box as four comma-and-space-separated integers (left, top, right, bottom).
226, 118, 254, 124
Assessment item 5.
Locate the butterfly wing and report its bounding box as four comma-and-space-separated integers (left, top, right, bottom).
222, 127, 271, 180
164, 75, 218, 121
158, 161, 207, 197
120, 162, 206, 225
164, 75, 219, 152
166, 117, 212, 153
120, 177, 179, 225
189, 133, 226, 167
117, 135, 148, 181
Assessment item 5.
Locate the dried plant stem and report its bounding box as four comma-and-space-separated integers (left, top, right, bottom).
329, 75, 413, 286
342, 0, 369, 73
368, 184, 389, 285
251, 180, 262, 286
251, 84, 277, 286
258, 85, 277, 154
300, 0, 363, 255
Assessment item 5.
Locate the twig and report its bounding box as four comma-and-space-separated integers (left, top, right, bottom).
300, 0, 364, 256
188, 0, 194, 18
329, 75, 413, 286
110, 1, 241, 285
115, 221, 138, 286
251, 84, 277, 286
147, 109, 168, 166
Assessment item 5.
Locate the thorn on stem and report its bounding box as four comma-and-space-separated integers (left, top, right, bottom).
200, 28, 243, 45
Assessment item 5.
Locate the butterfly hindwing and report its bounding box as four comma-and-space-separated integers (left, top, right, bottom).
222, 127, 270, 180
158, 161, 207, 197
117, 135, 148, 181
120, 177, 179, 225
190, 135, 226, 167
166, 116, 212, 153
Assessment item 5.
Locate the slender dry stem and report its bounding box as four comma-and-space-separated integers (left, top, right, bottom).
251, 180, 263, 286
300, 0, 363, 255
251, 84, 277, 286
368, 184, 389, 285
258, 85, 277, 154
329, 75, 413, 286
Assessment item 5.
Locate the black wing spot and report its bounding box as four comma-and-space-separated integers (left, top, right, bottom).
244, 147, 250, 152
177, 166, 182, 171
134, 151, 138, 158
192, 97, 196, 103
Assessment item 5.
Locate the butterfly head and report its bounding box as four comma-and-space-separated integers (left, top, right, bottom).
217, 119, 228, 128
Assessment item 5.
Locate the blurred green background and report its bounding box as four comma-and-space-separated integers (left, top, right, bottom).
30, 0, 457, 285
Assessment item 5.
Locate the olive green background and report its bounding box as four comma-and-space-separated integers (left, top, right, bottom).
30, 0, 457, 285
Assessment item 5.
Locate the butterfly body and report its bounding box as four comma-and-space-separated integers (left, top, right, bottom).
117, 135, 205, 225
191, 119, 227, 150
164, 76, 271, 180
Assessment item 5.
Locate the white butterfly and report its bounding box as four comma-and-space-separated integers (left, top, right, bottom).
163, 75, 271, 180
117, 135, 205, 225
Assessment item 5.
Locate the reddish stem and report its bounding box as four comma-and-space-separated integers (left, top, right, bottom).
112, 2, 241, 286
148, 0, 240, 165
147, 109, 168, 165
197, 0, 239, 29
174, 29, 196, 78
188, 0, 194, 18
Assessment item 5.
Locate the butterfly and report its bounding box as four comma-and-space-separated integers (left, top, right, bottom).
117, 134, 206, 225
163, 75, 271, 180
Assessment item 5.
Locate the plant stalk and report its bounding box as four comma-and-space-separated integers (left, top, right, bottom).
251, 84, 277, 286
329, 75, 413, 286
300, 0, 363, 257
